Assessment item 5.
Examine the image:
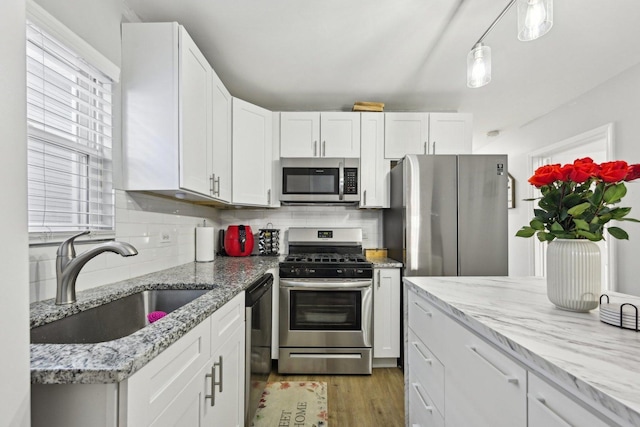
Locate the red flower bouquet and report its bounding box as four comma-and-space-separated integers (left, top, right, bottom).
516, 157, 640, 241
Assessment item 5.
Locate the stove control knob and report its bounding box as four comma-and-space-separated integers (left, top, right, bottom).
336, 269, 343, 275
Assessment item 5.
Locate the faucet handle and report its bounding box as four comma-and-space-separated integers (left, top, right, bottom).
57, 230, 91, 257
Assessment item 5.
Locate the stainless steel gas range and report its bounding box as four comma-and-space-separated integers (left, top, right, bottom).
278, 227, 373, 375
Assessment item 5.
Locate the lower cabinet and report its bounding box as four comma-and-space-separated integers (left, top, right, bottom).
373, 268, 400, 362
31, 292, 245, 427
406, 287, 620, 427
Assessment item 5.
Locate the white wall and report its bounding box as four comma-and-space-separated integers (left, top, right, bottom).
478, 62, 640, 295
1, 0, 30, 424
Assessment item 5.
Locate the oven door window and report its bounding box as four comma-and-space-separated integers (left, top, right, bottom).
290, 289, 362, 330
282, 168, 339, 195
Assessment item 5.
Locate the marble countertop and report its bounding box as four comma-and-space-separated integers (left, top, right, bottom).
30, 256, 281, 384
367, 257, 403, 268
405, 276, 640, 426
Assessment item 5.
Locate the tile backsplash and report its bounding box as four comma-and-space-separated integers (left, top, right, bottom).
28, 191, 383, 302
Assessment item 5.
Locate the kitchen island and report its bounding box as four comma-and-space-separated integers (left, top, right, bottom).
405, 276, 640, 427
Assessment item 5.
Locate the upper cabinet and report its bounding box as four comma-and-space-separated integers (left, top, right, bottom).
122, 22, 234, 202
211, 69, 232, 203
384, 112, 472, 159
360, 113, 389, 208
429, 113, 473, 155
280, 112, 360, 158
232, 98, 273, 206
122, 23, 211, 198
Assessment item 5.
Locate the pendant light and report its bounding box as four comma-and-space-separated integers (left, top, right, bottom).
517, 0, 553, 41
466, 0, 553, 88
467, 43, 491, 88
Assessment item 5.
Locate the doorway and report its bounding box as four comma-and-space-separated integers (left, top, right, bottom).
528, 124, 616, 290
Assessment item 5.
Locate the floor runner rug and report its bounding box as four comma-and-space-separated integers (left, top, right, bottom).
250, 381, 328, 427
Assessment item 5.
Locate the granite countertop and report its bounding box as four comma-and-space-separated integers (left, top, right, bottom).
405, 276, 640, 426
368, 257, 403, 268
30, 256, 281, 385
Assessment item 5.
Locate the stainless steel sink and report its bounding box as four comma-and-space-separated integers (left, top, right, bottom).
30, 289, 210, 344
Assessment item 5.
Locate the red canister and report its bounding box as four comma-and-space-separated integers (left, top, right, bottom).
223, 225, 254, 256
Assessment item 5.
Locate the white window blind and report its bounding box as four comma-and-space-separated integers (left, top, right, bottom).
26, 21, 115, 241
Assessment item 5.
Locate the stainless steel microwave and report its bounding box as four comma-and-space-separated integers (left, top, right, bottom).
280, 158, 359, 203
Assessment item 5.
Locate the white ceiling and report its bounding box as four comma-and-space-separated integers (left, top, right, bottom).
125, 0, 640, 150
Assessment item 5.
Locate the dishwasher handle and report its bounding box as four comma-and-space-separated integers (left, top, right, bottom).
245, 273, 273, 307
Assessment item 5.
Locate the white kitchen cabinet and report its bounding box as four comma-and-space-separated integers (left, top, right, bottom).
406, 287, 618, 427
528, 372, 611, 427
122, 23, 216, 201
384, 112, 472, 159
428, 112, 473, 155
444, 314, 527, 427
124, 292, 245, 427
373, 268, 400, 360
384, 112, 429, 159
280, 112, 360, 158
211, 68, 232, 202
232, 98, 273, 206
360, 113, 389, 208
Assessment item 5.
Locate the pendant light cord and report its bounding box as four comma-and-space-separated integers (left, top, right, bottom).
472, 0, 517, 49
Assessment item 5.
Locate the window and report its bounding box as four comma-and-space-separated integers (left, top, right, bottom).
26, 17, 115, 242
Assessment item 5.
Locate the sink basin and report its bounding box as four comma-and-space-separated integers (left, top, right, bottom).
31, 289, 210, 344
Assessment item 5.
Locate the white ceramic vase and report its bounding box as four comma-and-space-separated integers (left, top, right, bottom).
546, 239, 601, 312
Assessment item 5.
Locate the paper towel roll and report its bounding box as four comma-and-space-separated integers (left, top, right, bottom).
195, 226, 215, 262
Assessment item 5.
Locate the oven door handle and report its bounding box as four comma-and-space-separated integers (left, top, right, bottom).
280, 279, 372, 289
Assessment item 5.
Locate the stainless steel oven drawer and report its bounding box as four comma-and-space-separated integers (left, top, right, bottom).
278, 347, 372, 374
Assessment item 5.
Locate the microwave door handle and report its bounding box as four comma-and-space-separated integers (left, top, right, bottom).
338, 161, 344, 200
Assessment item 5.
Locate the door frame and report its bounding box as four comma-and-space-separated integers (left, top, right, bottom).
527, 123, 616, 290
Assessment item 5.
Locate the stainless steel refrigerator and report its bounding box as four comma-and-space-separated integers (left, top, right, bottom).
384, 154, 508, 277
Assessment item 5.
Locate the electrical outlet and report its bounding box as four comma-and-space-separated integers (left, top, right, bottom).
160, 230, 172, 244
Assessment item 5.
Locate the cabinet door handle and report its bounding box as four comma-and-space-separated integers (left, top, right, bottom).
377, 269, 381, 287
467, 345, 519, 384
214, 175, 220, 196
424, 141, 428, 154
209, 174, 215, 195
267, 189, 271, 205
205, 364, 216, 406
322, 140, 326, 157
529, 393, 572, 427
413, 300, 433, 317
215, 355, 223, 392
432, 141, 436, 154
363, 190, 367, 206
411, 341, 433, 365
412, 382, 433, 414
314, 140, 318, 157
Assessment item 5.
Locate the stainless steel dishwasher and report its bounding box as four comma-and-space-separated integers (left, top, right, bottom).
245, 273, 273, 426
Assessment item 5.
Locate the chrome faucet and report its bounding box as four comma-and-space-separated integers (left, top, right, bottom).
55, 231, 138, 305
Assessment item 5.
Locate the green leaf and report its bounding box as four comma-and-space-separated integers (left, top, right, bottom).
576, 230, 601, 241
562, 193, 582, 208
550, 222, 564, 232
610, 207, 632, 219
567, 202, 591, 217
604, 183, 627, 204
573, 219, 590, 230
608, 226, 629, 240
618, 217, 640, 223
515, 227, 536, 238
530, 219, 545, 231
537, 231, 555, 242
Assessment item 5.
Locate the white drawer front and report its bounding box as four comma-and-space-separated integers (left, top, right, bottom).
409, 381, 445, 427
408, 329, 444, 416
528, 373, 611, 427
408, 290, 447, 360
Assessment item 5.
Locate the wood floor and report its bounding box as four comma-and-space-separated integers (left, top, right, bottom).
267, 367, 405, 427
